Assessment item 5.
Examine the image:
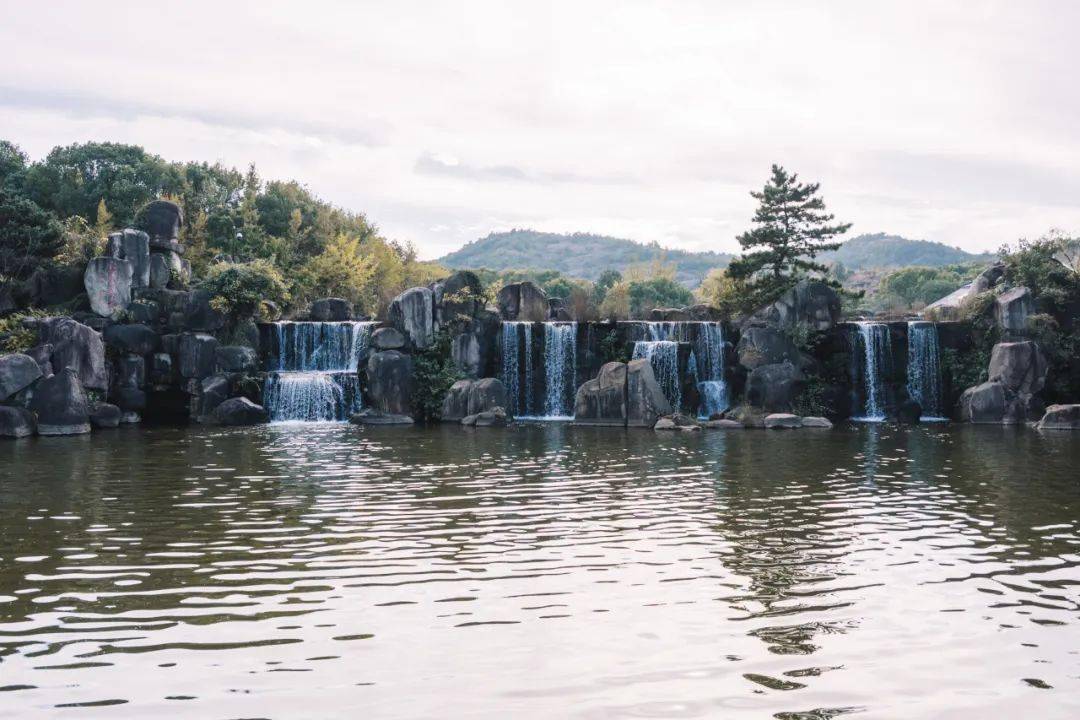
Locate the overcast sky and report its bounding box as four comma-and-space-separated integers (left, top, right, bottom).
3, 1, 1079, 259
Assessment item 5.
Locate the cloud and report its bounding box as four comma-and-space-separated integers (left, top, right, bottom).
414, 152, 638, 186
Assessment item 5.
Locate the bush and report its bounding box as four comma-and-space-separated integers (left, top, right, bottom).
0, 309, 45, 353
411, 330, 462, 422
598, 329, 629, 364
200, 259, 289, 322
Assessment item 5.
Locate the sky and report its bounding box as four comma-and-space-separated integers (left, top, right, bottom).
2, 0, 1080, 260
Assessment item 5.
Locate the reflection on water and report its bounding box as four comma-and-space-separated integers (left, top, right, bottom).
1, 424, 1079, 719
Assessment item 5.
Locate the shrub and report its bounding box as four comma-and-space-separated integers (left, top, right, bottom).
0, 308, 46, 353
598, 329, 629, 364
200, 259, 289, 322
411, 330, 462, 422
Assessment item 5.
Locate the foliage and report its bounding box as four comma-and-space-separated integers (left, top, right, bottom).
598, 280, 630, 320
0, 308, 46, 353
874, 264, 981, 312
727, 164, 851, 307
627, 276, 694, 317
0, 188, 64, 280
792, 374, 832, 417
411, 330, 462, 423
999, 232, 1080, 318
55, 216, 105, 266
694, 268, 748, 315
1026, 313, 1080, 403
296, 233, 376, 311
200, 260, 289, 322
940, 347, 987, 394
598, 329, 629, 364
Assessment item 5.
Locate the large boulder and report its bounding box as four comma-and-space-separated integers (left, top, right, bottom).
310, 298, 352, 322
196, 374, 230, 419
468, 378, 507, 416
178, 333, 219, 379
28, 368, 91, 435
1036, 404, 1080, 430
216, 345, 258, 373
451, 331, 482, 378
958, 381, 1007, 424
988, 341, 1047, 395
496, 282, 548, 322
29, 265, 84, 307
434, 270, 484, 324
149, 253, 171, 289
745, 361, 803, 413
0, 353, 42, 401
84, 256, 133, 318
736, 326, 802, 370
0, 406, 35, 438
113, 354, 145, 389
183, 289, 226, 332
37, 317, 108, 391
211, 397, 269, 426
764, 413, 803, 429
626, 357, 672, 427
349, 408, 414, 425
109, 229, 151, 288
140, 199, 184, 246
89, 401, 122, 429
995, 286, 1034, 334
574, 361, 627, 426
462, 407, 509, 427
746, 280, 841, 331
388, 287, 435, 350
441, 379, 473, 421
103, 323, 160, 355
371, 327, 406, 351
367, 350, 414, 416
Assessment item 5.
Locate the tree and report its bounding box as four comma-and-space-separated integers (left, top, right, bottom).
727, 164, 851, 304
298, 233, 377, 311
93, 198, 113, 240
0, 140, 29, 192
0, 188, 64, 279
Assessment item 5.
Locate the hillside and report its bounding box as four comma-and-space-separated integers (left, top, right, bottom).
820, 233, 995, 270
438, 230, 731, 288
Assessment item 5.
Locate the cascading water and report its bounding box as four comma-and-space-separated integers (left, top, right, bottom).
694, 322, 727, 418
542, 322, 577, 419
852, 322, 890, 422
263, 321, 373, 422
501, 322, 534, 417
907, 321, 945, 421
633, 340, 682, 411
501, 321, 577, 419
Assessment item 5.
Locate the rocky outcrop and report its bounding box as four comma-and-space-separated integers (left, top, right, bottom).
367, 350, 414, 416
310, 298, 352, 321
388, 287, 435, 350
0, 353, 42, 401
84, 256, 133, 318
496, 281, 548, 322
958, 381, 1008, 424
654, 414, 700, 431
140, 199, 184, 246
216, 346, 258, 373
995, 287, 1033, 334
29, 368, 91, 435
736, 326, 802, 370
434, 270, 484, 325
371, 327, 405, 351
442, 377, 511, 421
350, 409, 415, 425
37, 317, 108, 391
747, 280, 841, 331
764, 413, 803, 429
109, 229, 152, 289
574, 361, 628, 426
0, 406, 35, 438
1036, 404, 1080, 430
461, 407, 509, 427
988, 341, 1046, 395
103, 323, 160, 355
178, 333, 219, 379
626, 358, 672, 427
649, 308, 691, 322
211, 397, 269, 426
745, 361, 803, 413
89, 401, 122, 429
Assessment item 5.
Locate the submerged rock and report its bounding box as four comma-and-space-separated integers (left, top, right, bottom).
0, 406, 36, 438
29, 368, 91, 435
574, 361, 627, 426
89, 401, 122, 429
705, 418, 743, 429
1036, 404, 1080, 430
462, 407, 509, 427
211, 397, 269, 426
764, 413, 803, 429
801, 416, 834, 428
349, 408, 415, 425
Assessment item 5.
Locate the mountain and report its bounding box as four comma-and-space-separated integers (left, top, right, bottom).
820, 233, 995, 270
438, 229, 731, 287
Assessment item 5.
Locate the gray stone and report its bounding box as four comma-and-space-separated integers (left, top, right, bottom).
995, 286, 1034, 334
450, 331, 482, 377
103, 323, 160, 355
747, 280, 841, 331
653, 416, 678, 430
178, 333, 219, 379
626, 357, 672, 427
25, 344, 53, 379
216, 346, 258, 373
764, 413, 803, 429
801, 416, 834, 428
746, 361, 804, 413
149, 253, 170, 289
0, 353, 42, 401
434, 270, 484, 324
705, 418, 743, 429
211, 397, 269, 426
114, 354, 145, 389
366, 350, 414, 416
38, 317, 108, 391
120, 411, 141, 424
496, 281, 548, 322
958, 381, 1008, 424
111, 386, 147, 412
140, 199, 184, 245
1036, 404, 1080, 430
468, 378, 507, 416
115, 229, 151, 288
183, 289, 226, 332
349, 409, 414, 425
197, 374, 230, 419
649, 308, 691, 322
127, 299, 161, 324
988, 341, 1047, 395
0, 406, 35, 438
472, 407, 509, 427
574, 361, 627, 426
149, 352, 174, 385
441, 379, 473, 421
310, 297, 352, 322
29, 368, 90, 435
371, 327, 406, 351
84, 256, 133, 318
737, 326, 802, 370
89, 401, 122, 429
388, 287, 435, 350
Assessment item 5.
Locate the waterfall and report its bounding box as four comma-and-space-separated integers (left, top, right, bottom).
501, 322, 535, 417
632, 340, 681, 411
694, 322, 727, 418
853, 322, 889, 422
543, 322, 577, 419
907, 321, 945, 420
264, 321, 373, 422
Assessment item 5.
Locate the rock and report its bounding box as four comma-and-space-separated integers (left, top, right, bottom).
103, 323, 160, 355
654, 414, 699, 431
958, 381, 1007, 424
89, 401, 122, 429
736, 326, 802, 370
1036, 404, 1080, 430
149, 352, 174, 385
988, 341, 1047, 395
178, 333, 219, 379
216, 345, 258, 373
388, 287, 435, 350
197, 374, 230, 419
183, 289, 226, 332
84, 257, 133, 318
496, 282, 548, 322
114, 354, 145, 389
654, 416, 677, 430
367, 350, 414, 416
310, 297, 352, 322
435, 270, 484, 323
705, 418, 743, 429
801, 416, 834, 428
140, 199, 184, 245
127, 299, 161, 324
37, 317, 108, 391
28, 368, 90, 435
649, 308, 691, 322
747, 280, 841, 331
112, 229, 151, 288
450, 331, 482, 378
687, 304, 722, 321
0, 353, 42, 401
745, 361, 803, 413
211, 397, 269, 426
574, 361, 627, 426
0, 406, 35, 438
371, 327, 406, 351
995, 287, 1034, 334
25, 344, 53, 379
29, 265, 83, 307
764, 413, 803, 429
626, 357, 672, 427
149, 253, 170, 289
111, 386, 147, 412
726, 404, 767, 428
349, 409, 415, 425
441, 379, 473, 421
468, 377, 507, 416
472, 407, 509, 427
120, 411, 141, 424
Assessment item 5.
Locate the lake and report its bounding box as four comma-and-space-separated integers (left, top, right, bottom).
1, 423, 1078, 719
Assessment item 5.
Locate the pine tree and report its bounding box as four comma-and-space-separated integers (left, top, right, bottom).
727, 164, 851, 303
93, 198, 113, 239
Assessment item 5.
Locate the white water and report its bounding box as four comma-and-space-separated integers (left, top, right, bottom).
694, 322, 728, 418
542, 322, 577, 419
853, 322, 890, 422
502, 322, 577, 420
907, 321, 946, 421
633, 340, 682, 411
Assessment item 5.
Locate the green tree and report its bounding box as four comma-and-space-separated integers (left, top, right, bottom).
627, 276, 693, 317
0, 140, 29, 192
0, 188, 64, 279
727, 164, 851, 304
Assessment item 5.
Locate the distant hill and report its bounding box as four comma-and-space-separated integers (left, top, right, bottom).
438, 230, 731, 288
820, 233, 995, 270
438, 229, 995, 288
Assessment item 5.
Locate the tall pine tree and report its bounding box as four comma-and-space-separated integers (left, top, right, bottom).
727, 164, 851, 304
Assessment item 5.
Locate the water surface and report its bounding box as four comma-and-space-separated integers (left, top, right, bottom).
1, 424, 1078, 718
